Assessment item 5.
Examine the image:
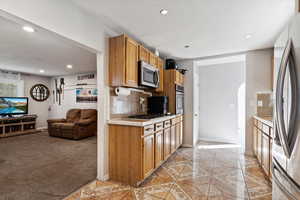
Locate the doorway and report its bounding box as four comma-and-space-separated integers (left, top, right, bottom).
193, 55, 246, 151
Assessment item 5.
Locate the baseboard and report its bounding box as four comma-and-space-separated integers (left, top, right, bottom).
181, 144, 193, 148
97, 174, 109, 181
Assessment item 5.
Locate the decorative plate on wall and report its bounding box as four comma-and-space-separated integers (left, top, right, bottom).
30, 84, 50, 102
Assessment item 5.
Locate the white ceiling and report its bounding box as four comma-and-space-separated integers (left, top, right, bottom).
0, 16, 97, 77
72, 0, 295, 59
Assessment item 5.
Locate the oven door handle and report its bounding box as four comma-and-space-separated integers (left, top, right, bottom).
272, 158, 300, 200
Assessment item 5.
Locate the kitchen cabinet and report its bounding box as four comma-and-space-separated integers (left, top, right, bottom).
155, 130, 164, 167
109, 115, 183, 186
163, 127, 171, 159
164, 70, 185, 114
170, 125, 176, 153
109, 35, 138, 88
257, 129, 262, 164
138, 45, 150, 63
262, 133, 270, 176
149, 53, 157, 67
155, 58, 164, 92
143, 133, 155, 178
253, 117, 273, 181
109, 34, 164, 89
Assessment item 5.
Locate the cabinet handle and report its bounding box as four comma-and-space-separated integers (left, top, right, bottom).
145, 128, 153, 131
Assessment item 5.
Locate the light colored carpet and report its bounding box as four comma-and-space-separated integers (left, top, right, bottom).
0, 131, 97, 200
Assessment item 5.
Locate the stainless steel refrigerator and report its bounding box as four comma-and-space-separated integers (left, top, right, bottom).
273, 14, 300, 200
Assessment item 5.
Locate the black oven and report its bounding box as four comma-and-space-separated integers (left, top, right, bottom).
175, 85, 184, 114
139, 61, 159, 88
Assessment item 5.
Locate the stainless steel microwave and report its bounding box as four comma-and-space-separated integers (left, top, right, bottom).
139, 61, 159, 88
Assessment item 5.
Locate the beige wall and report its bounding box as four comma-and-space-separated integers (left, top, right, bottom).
22, 74, 51, 129
245, 49, 273, 155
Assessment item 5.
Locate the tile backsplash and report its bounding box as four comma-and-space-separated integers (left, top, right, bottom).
110, 88, 151, 118
257, 92, 273, 117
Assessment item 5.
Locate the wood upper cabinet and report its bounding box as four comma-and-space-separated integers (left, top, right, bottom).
155, 131, 164, 167
175, 71, 184, 86
164, 127, 171, 159
109, 35, 138, 88
138, 45, 150, 63
155, 58, 164, 92
143, 134, 155, 178
125, 37, 139, 87
149, 53, 157, 67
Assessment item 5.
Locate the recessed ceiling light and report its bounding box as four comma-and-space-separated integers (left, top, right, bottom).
23, 26, 35, 33
39, 69, 45, 73
66, 64, 73, 69
160, 9, 168, 15
184, 45, 190, 48
245, 34, 252, 39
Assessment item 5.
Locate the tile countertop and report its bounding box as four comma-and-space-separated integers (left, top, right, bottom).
253, 115, 273, 127
108, 114, 182, 127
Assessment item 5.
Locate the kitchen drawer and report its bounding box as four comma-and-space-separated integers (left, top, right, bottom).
164, 120, 171, 128
155, 122, 164, 132
178, 115, 183, 122
144, 124, 154, 135
262, 124, 270, 135
171, 117, 179, 125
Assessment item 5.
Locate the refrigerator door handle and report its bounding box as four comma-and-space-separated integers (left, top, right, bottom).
272, 158, 300, 200
275, 39, 298, 158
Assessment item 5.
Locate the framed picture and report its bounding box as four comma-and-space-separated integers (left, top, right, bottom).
76, 88, 97, 103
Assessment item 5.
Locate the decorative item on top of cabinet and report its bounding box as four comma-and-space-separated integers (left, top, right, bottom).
109, 34, 139, 88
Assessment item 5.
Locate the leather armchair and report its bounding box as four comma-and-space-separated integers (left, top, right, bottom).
47, 109, 97, 140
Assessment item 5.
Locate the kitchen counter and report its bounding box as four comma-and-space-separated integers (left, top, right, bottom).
108, 114, 182, 127
253, 115, 273, 127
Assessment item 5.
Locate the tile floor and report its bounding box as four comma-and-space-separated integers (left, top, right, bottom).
64, 147, 272, 200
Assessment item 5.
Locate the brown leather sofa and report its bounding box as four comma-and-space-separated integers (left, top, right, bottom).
47, 109, 97, 140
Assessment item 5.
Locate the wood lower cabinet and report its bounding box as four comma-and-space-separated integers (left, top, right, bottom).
253, 117, 273, 181
257, 129, 262, 164
170, 125, 176, 153
143, 134, 155, 178
109, 115, 184, 186
164, 127, 171, 159
155, 131, 164, 167
262, 133, 270, 176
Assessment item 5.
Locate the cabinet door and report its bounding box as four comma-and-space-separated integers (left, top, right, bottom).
143, 134, 155, 178
164, 127, 171, 159
155, 131, 164, 167
179, 121, 183, 146
149, 53, 157, 67
125, 37, 138, 87
269, 138, 273, 180
175, 123, 180, 149
138, 45, 149, 63
155, 58, 164, 92
262, 134, 270, 176
253, 124, 258, 156
170, 125, 176, 153
257, 129, 262, 164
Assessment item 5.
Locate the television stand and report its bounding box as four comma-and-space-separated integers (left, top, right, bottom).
0, 115, 39, 138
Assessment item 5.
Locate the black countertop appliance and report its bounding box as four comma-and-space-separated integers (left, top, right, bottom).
147, 96, 168, 115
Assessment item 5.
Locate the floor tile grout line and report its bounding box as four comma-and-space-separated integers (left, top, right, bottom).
239, 155, 251, 200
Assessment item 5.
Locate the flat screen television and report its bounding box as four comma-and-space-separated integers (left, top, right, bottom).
0, 97, 28, 116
